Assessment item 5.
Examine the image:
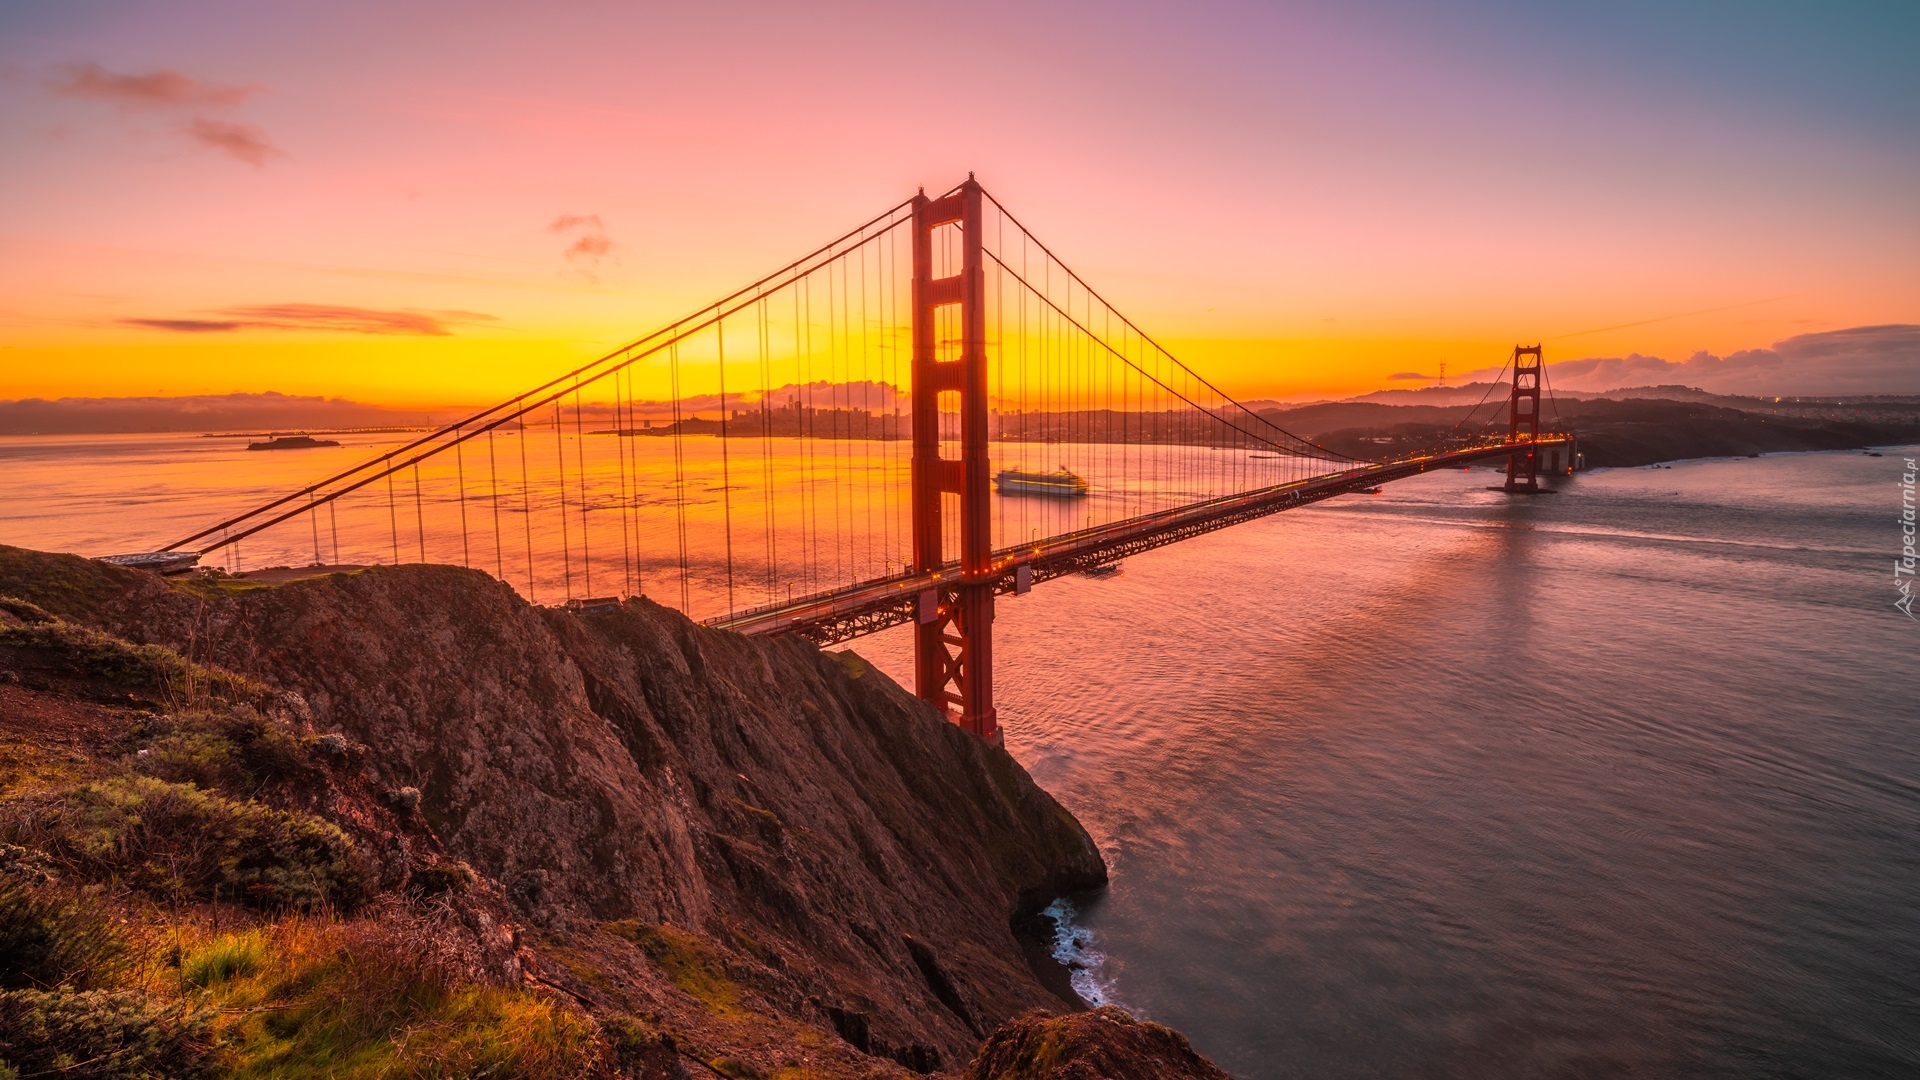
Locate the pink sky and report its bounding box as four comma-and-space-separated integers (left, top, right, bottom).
2, 1, 1915, 405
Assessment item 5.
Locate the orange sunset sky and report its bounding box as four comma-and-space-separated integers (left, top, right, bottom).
2, 1, 1916, 407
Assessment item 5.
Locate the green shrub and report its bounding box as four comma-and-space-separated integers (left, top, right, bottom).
3, 777, 369, 910
132, 709, 309, 792
0, 620, 187, 687
610, 922, 746, 1015
131, 730, 241, 790
0, 881, 127, 990
0, 596, 56, 624
0, 986, 213, 1079
603, 1013, 675, 1069
182, 931, 266, 987
406, 860, 477, 898
710, 1055, 764, 1079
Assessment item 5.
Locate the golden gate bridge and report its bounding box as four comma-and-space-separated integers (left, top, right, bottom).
152, 177, 1572, 744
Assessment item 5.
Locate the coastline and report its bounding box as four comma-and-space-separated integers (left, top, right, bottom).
0, 544, 1184, 1077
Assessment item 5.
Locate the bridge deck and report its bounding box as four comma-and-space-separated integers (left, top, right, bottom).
707, 437, 1569, 645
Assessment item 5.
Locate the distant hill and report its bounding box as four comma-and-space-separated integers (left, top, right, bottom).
0, 393, 439, 435
1343, 382, 1521, 407
1260, 394, 1920, 467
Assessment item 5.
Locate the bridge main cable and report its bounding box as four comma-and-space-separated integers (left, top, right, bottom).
159, 195, 924, 555
161, 197, 925, 556
977, 185, 1353, 464
980, 246, 1350, 462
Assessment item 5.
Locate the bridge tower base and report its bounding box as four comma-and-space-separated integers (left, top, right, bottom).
909, 178, 999, 743
1505, 344, 1543, 493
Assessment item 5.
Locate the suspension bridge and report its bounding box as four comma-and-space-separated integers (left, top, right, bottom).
146, 177, 1572, 744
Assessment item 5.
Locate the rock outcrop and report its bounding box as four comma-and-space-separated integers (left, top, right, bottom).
0, 545, 1110, 1074
964, 1007, 1234, 1080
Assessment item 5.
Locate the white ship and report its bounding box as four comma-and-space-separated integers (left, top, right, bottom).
994, 468, 1090, 498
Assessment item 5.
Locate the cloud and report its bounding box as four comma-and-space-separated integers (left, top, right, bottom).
1387, 371, 1431, 381
49, 63, 261, 109
122, 318, 247, 333
549, 213, 604, 233
1536, 324, 1920, 396
48, 62, 278, 165
184, 117, 279, 166
122, 304, 497, 337
564, 234, 613, 259
549, 212, 616, 272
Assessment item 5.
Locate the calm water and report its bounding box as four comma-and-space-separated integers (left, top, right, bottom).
0, 430, 1306, 621
5, 436, 1916, 1076
854, 449, 1917, 1078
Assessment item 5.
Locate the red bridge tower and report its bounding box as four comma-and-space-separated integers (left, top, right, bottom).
1505, 344, 1543, 492
909, 178, 999, 743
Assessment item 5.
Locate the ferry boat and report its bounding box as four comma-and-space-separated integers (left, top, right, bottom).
248, 434, 341, 451
994, 467, 1089, 498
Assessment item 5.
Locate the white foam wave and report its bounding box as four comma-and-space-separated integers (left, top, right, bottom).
1043, 897, 1120, 1008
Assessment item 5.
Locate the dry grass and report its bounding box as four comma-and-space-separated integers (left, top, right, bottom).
212, 913, 606, 1079
0, 887, 610, 1079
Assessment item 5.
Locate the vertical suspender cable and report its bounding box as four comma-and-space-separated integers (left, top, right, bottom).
717, 318, 736, 615
413, 464, 426, 563
864, 232, 879, 576
627, 367, 641, 595
801, 278, 817, 592
488, 428, 503, 579
826, 257, 843, 585
793, 283, 811, 589
386, 470, 400, 564
518, 418, 535, 602
758, 294, 776, 601
554, 401, 572, 600
630, 367, 644, 593
614, 370, 632, 597
574, 389, 591, 597
455, 427, 470, 567
670, 340, 690, 613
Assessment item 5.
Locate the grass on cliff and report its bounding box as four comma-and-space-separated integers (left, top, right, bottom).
2, 776, 371, 911
0, 547, 146, 626
214, 918, 602, 1080
169, 573, 279, 601
0, 883, 609, 1080
606, 921, 747, 1016
0, 597, 259, 706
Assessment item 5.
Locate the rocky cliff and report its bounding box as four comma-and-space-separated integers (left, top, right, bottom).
0, 544, 1143, 1077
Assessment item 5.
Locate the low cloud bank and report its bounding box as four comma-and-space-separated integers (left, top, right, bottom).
0, 393, 436, 436
1539, 324, 1920, 396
